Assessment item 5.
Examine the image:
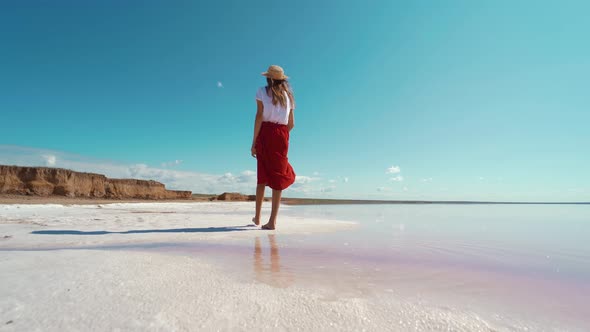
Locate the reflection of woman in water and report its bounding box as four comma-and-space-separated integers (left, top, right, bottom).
253, 235, 293, 288
251, 65, 296, 230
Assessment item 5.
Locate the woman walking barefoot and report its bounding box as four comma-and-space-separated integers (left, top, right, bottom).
251, 65, 296, 230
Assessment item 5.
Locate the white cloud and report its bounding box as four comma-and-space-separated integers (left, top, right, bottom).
237, 170, 256, 183
421, 178, 433, 182
218, 172, 236, 184
329, 176, 349, 184
287, 175, 332, 195
293, 175, 319, 185
42, 154, 57, 166
161, 159, 183, 167
320, 186, 336, 193
217, 81, 223, 88
403, 186, 408, 192
479, 177, 485, 181
313, 171, 320, 176
386, 166, 401, 174
216, 171, 256, 185
389, 175, 404, 182
376, 187, 392, 192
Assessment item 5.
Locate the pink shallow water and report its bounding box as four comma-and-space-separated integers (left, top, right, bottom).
142, 236, 589, 328
151, 204, 590, 330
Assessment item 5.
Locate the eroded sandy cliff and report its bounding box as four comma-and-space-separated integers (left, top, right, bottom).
0, 165, 191, 199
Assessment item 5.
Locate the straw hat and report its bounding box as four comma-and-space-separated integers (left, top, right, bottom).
261, 65, 289, 80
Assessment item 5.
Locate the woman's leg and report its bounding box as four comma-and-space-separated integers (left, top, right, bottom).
253, 183, 266, 225
263, 189, 282, 230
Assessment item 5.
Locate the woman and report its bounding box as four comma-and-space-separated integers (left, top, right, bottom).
251, 65, 296, 230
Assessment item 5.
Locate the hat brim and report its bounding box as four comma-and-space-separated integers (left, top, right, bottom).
261, 72, 289, 80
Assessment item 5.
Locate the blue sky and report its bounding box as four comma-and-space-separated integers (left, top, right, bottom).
1, 1, 589, 201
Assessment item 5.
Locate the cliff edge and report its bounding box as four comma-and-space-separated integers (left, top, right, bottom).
0, 165, 191, 200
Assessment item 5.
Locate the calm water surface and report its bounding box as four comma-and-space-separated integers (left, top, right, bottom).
155, 204, 590, 330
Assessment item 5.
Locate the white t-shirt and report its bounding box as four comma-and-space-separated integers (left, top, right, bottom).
255, 87, 293, 125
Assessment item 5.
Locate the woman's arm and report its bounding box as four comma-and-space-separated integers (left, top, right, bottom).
251, 100, 264, 157
287, 109, 295, 132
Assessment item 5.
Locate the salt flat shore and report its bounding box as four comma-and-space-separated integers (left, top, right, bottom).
0, 202, 354, 248
0, 202, 576, 331
0, 202, 387, 332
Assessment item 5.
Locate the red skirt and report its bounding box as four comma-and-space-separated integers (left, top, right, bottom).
256, 122, 296, 190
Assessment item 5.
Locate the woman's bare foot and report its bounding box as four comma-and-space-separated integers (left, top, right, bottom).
252, 217, 260, 226
261, 223, 275, 230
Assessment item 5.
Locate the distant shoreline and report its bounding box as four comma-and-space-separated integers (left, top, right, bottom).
0, 194, 587, 205
281, 198, 590, 205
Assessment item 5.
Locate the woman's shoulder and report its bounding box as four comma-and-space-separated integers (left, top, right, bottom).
256, 86, 268, 99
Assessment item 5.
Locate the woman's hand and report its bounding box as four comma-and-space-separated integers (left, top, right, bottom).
251, 145, 257, 158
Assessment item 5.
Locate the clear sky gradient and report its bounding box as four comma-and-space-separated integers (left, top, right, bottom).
1, 1, 589, 201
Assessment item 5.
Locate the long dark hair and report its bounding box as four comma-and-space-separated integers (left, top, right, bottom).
266, 78, 295, 109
